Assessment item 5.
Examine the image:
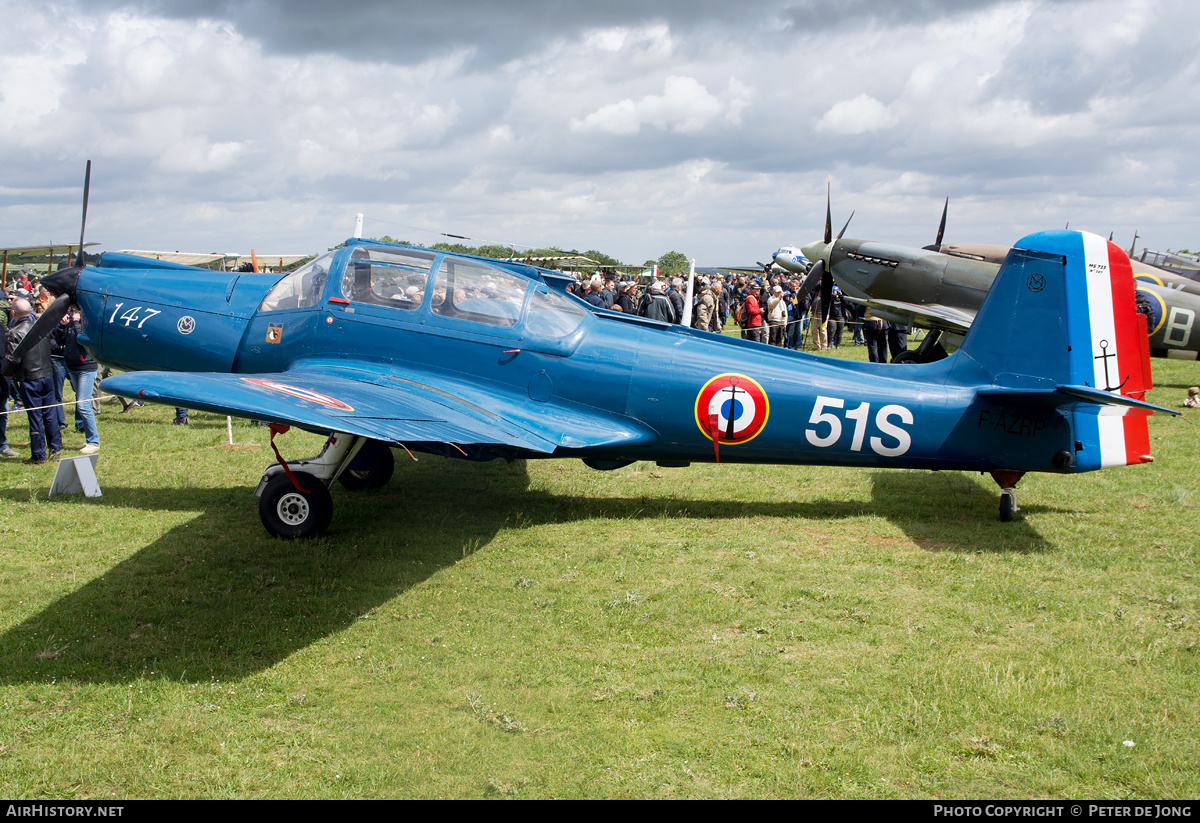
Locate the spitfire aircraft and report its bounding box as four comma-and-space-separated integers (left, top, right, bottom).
801, 199, 1200, 363
13, 173, 1176, 537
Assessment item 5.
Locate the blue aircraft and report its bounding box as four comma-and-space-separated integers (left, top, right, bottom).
19, 197, 1175, 537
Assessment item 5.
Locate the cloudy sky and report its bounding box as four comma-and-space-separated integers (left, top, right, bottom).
2, 0, 1198, 265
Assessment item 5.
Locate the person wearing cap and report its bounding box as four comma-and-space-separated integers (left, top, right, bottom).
1185, 387, 1200, 408
616, 281, 638, 314
743, 282, 764, 343
767, 285, 787, 347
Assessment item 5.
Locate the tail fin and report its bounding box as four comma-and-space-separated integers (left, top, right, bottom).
955, 230, 1166, 471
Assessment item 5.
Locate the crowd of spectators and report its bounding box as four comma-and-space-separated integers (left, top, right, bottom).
564, 269, 913, 362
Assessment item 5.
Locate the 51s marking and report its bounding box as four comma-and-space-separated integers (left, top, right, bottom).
805, 395, 914, 457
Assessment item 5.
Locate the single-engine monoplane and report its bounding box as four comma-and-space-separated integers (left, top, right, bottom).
17, 170, 1177, 537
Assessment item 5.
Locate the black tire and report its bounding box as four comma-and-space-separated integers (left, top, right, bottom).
999, 490, 1016, 522
892, 350, 920, 364
337, 445, 395, 490
259, 471, 333, 538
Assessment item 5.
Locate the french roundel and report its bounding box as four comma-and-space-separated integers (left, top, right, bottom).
694, 373, 769, 445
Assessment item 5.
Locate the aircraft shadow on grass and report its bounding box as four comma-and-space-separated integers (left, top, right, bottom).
0, 458, 1052, 685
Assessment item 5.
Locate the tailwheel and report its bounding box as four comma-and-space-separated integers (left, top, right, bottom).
989, 470, 1025, 523
259, 471, 333, 538
999, 488, 1018, 522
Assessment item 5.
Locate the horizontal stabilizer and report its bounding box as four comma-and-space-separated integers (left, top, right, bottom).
976, 385, 1177, 416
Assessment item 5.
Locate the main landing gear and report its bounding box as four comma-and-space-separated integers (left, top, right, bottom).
989, 470, 1025, 522
254, 433, 384, 538
892, 329, 951, 364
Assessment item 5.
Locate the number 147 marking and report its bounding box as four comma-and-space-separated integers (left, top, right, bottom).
107, 303, 161, 328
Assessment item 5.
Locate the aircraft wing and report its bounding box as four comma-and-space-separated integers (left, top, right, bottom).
854, 298, 976, 333
100, 363, 657, 454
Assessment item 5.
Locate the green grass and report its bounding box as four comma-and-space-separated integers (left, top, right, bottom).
0, 346, 1196, 798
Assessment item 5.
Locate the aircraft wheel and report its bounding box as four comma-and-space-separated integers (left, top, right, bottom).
999, 489, 1017, 522
337, 445, 395, 490
892, 351, 921, 364
260, 472, 333, 538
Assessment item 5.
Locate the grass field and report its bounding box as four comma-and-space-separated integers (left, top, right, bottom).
0, 342, 1196, 799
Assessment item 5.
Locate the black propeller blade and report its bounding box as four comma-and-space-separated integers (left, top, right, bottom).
799, 259, 824, 297
923, 196, 948, 252
823, 179, 832, 245
836, 209, 855, 241
76, 160, 91, 267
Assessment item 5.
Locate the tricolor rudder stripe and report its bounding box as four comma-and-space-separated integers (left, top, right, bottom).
1065, 232, 1154, 468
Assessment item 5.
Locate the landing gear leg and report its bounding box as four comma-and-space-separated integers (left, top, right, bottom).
253, 432, 366, 538
989, 470, 1025, 522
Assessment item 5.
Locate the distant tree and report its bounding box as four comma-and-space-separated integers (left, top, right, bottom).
657, 251, 690, 278
583, 249, 620, 267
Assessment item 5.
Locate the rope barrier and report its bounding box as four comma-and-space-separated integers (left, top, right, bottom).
0, 393, 120, 417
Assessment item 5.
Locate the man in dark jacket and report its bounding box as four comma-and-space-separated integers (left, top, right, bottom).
3, 298, 61, 464
637, 282, 677, 323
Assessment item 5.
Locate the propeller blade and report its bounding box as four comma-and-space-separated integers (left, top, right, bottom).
5, 293, 71, 369
799, 259, 824, 297
933, 196, 947, 250
76, 160, 91, 267
836, 209, 855, 241
1127, 230, 1139, 258
823, 178, 832, 245
251, 249, 260, 273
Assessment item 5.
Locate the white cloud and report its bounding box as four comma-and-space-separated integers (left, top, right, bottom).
815, 94, 897, 135
570, 76, 726, 135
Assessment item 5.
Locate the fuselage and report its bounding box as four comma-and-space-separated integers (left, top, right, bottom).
771, 246, 809, 274
67, 239, 1092, 475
